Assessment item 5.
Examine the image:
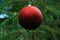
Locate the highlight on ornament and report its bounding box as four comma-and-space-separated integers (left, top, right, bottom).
18, 5, 43, 30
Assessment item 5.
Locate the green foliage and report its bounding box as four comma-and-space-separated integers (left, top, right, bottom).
0, 0, 60, 40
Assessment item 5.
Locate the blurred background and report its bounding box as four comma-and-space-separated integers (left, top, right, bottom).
0, 0, 60, 40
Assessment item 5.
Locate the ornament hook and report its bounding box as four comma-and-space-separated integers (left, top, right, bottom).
28, 0, 33, 6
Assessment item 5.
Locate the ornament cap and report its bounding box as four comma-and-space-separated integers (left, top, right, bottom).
28, 5, 31, 6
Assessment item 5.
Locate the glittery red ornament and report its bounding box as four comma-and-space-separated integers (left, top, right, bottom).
18, 5, 43, 30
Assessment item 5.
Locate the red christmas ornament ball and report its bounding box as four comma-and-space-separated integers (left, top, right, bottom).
18, 5, 43, 30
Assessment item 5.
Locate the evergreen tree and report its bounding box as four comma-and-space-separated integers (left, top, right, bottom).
0, 0, 60, 40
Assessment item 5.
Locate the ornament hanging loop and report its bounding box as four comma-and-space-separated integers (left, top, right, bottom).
28, 0, 33, 6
